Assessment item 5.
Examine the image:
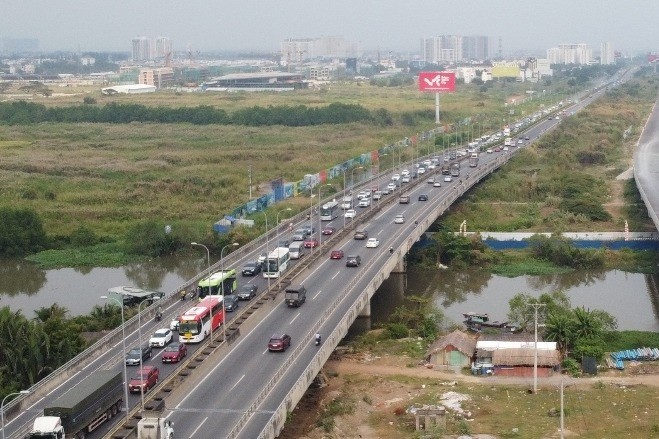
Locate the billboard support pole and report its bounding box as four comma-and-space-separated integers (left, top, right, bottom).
435, 92, 440, 124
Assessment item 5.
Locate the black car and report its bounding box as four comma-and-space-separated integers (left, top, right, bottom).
223, 294, 239, 312
418, 194, 428, 201
125, 345, 153, 366
346, 255, 362, 267
236, 284, 258, 300
241, 261, 261, 276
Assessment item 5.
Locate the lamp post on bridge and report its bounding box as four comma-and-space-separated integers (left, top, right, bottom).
2, 390, 30, 439
220, 242, 240, 343
100, 295, 130, 424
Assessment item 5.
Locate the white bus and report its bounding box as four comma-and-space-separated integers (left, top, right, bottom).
263, 247, 291, 278
320, 200, 340, 221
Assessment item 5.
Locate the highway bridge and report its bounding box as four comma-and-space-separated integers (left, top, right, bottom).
634, 96, 659, 231
1, 76, 629, 439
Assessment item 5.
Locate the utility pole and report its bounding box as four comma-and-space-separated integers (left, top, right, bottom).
248, 165, 252, 200
529, 302, 546, 394
560, 380, 565, 438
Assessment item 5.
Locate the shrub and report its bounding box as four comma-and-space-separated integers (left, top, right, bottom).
69, 226, 99, 247
562, 357, 580, 376
0, 207, 48, 256
385, 322, 409, 339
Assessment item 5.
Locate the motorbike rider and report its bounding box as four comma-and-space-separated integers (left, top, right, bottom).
315, 332, 322, 344
155, 305, 163, 321
180, 289, 187, 301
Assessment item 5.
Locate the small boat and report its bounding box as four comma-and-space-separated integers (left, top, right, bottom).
463, 312, 509, 331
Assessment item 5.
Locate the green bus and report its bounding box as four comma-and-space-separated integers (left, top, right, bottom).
197, 269, 237, 298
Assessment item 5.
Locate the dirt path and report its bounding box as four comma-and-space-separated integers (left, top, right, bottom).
326, 355, 659, 389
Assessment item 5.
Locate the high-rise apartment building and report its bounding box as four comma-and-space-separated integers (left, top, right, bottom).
155, 37, 172, 59
280, 36, 361, 64
547, 43, 592, 65
132, 36, 152, 62
421, 35, 489, 64
462, 35, 490, 61
421, 35, 463, 64
600, 42, 615, 65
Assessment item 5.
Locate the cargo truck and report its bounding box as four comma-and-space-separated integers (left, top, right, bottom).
28, 371, 123, 439
284, 285, 306, 307
450, 162, 460, 177
469, 153, 479, 167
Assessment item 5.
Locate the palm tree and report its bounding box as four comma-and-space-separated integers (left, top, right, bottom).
544, 312, 574, 358
573, 307, 603, 340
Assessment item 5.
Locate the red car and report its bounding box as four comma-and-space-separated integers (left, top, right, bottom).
330, 250, 344, 259
268, 333, 292, 352
161, 342, 187, 363
128, 365, 159, 393
304, 238, 318, 248
494, 147, 501, 152
322, 226, 335, 235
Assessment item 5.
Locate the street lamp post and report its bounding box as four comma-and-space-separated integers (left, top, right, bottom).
191, 242, 211, 302
260, 212, 270, 292
220, 242, 240, 343
136, 298, 151, 412
316, 184, 331, 248
350, 166, 364, 192
2, 390, 29, 439
101, 295, 130, 423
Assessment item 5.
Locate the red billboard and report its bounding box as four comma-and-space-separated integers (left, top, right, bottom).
418, 71, 455, 92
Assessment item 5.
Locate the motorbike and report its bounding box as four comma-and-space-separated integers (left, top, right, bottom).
314, 335, 321, 346
155, 312, 163, 322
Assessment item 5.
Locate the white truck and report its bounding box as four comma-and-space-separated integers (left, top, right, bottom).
137, 417, 174, 439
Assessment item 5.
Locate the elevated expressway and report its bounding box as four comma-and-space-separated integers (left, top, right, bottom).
634, 96, 659, 231
1, 81, 619, 439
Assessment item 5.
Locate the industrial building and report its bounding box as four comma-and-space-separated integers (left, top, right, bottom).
202, 72, 307, 91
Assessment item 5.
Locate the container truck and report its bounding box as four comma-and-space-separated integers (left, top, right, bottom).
469, 153, 479, 168
450, 163, 460, 177
28, 371, 123, 439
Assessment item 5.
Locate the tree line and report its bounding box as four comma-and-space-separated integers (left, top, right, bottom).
0, 303, 126, 399
0, 101, 382, 126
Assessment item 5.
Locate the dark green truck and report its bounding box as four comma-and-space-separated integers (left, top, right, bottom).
28, 370, 123, 439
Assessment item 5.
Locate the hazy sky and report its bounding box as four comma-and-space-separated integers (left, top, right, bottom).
2, 0, 657, 55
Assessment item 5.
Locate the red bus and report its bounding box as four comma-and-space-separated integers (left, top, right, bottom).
178, 296, 225, 343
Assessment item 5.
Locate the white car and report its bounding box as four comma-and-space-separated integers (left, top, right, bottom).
486, 148, 493, 154
401, 169, 410, 177
444, 175, 452, 182
387, 182, 396, 192
372, 191, 383, 200
358, 198, 371, 207
401, 176, 410, 183
344, 209, 356, 219
366, 238, 380, 248
149, 328, 173, 347
170, 317, 180, 331
357, 191, 369, 200
417, 167, 426, 175
394, 214, 405, 224
391, 173, 400, 181
433, 181, 442, 187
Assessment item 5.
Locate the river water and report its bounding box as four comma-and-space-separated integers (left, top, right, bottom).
1, 257, 658, 332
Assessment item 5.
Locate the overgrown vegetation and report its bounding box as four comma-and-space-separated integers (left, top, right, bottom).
0, 303, 137, 397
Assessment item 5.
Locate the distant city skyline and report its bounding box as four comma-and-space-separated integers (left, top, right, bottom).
1, 0, 657, 56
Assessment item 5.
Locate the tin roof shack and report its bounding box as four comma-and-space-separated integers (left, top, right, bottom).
425, 330, 476, 369
493, 348, 560, 377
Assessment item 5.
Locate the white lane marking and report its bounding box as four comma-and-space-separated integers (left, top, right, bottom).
312, 290, 322, 300
229, 374, 245, 392
290, 313, 300, 324
188, 417, 208, 439
331, 271, 340, 280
